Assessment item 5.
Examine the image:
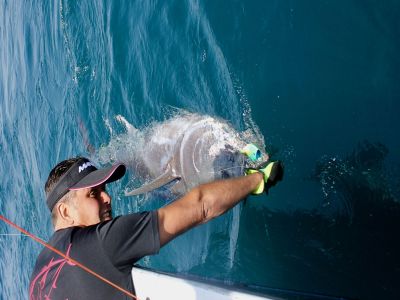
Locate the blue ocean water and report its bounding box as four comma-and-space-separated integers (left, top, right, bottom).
1, 0, 399, 299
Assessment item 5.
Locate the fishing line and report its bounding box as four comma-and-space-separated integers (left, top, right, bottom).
207, 164, 247, 174
0, 214, 139, 300
0, 233, 29, 236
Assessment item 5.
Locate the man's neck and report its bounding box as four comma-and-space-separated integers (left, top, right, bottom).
54, 223, 73, 231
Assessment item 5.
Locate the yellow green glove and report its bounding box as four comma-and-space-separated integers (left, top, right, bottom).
245, 161, 284, 194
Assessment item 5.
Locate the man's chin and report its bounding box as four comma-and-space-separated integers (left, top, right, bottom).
100, 212, 112, 222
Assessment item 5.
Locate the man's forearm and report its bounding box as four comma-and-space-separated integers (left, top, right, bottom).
197, 172, 263, 222
157, 172, 263, 246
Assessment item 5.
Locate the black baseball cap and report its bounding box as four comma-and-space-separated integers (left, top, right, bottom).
46, 158, 126, 211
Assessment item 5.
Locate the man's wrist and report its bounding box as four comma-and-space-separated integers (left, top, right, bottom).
246, 171, 264, 194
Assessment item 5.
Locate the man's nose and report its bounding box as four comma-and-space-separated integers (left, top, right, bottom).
101, 190, 111, 205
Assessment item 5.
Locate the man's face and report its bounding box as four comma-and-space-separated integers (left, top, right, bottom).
70, 184, 112, 226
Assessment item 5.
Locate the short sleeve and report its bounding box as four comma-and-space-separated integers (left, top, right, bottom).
95, 211, 160, 270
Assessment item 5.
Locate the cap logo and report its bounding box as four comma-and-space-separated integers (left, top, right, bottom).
78, 161, 94, 173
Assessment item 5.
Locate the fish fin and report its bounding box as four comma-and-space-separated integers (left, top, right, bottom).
78, 118, 95, 155
125, 170, 181, 196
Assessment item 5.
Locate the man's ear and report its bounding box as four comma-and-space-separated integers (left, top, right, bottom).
56, 201, 75, 225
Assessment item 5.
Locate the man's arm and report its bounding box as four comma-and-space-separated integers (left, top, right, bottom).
157, 172, 263, 247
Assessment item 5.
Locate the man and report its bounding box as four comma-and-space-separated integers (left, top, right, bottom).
29, 156, 282, 299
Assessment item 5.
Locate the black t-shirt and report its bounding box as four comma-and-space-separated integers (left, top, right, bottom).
29, 211, 160, 300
